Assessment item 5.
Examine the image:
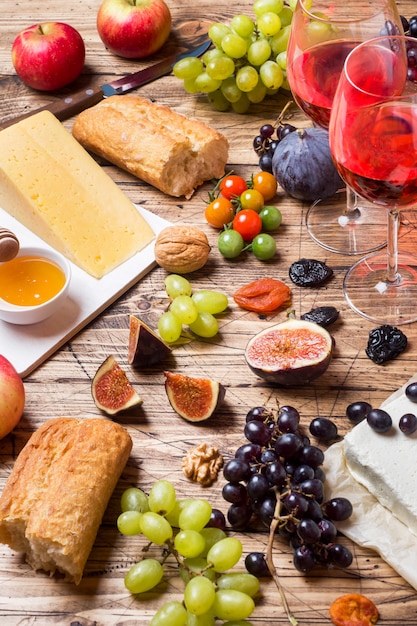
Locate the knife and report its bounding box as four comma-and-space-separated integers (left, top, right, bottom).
0, 39, 211, 130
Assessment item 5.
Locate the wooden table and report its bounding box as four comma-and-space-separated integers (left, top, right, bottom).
1, 1, 417, 624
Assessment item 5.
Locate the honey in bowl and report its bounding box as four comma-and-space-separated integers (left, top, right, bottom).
0, 254, 67, 306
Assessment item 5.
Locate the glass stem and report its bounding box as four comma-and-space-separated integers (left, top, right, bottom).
345, 186, 361, 220
387, 207, 399, 284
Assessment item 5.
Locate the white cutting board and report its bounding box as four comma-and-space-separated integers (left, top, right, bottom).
0, 205, 170, 377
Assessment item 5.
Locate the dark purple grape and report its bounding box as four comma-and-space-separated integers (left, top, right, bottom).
253, 135, 265, 154
260, 448, 278, 464
245, 552, 271, 577
299, 478, 324, 502
318, 519, 337, 544
269, 139, 279, 154
260, 123, 274, 138
223, 458, 251, 482
297, 518, 321, 543
297, 445, 325, 468
324, 497, 353, 522
258, 495, 277, 527
401, 15, 410, 32
277, 406, 300, 432
327, 543, 353, 568
399, 413, 417, 435
346, 401, 372, 424
307, 497, 323, 522
292, 464, 315, 484
222, 482, 248, 504
259, 152, 273, 173
293, 545, 316, 573
244, 420, 272, 446
246, 406, 270, 422
405, 381, 417, 402
309, 417, 338, 441
264, 460, 286, 487
367, 408, 392, 433
409, 15, 417, 37
206, 508, 226, 530
275, 432, 303, 458
235, 443, 262, 463
246, 473, 271, 500
227, 503, 253, 529
284, 459, 298, 476
283, 492, 309, 516
314, 466, 326, 483
277, 123, 297, 141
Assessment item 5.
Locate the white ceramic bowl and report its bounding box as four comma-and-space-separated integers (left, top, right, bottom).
0, 245, 71, 325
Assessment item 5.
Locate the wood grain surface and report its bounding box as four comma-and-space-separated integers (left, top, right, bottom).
1, 1, 417, 624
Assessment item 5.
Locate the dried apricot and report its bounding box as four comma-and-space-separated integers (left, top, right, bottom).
233, 277, 291, 314
329, 593, 379, 626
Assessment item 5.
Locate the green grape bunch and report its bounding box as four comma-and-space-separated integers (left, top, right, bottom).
173, 0, 295, 113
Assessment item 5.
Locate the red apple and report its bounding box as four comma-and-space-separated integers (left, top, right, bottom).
11, 22, 85, 91
0, 355, 25, 440
97, 0, 172, 59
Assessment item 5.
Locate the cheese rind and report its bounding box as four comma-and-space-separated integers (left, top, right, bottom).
0, 111, 154, 278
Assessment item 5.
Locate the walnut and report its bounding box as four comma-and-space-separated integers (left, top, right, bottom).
154, 225, 211, 274
182, 443, 224, 487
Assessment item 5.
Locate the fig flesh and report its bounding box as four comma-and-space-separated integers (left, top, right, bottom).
164, 371, 225, 422
128, 315, 171, 367
245, 318, 334, 386
92, 355, 142, 415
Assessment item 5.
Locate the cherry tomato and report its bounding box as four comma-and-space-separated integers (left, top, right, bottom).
240, 189, 265, 213
205, 197, 234, 228
219, 175, 248, 200
232, 209, 262, 241
252, 171, 278, 201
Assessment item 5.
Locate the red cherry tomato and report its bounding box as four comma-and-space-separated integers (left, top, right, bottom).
205, 197, 235, 228
220, 175, 248, 200
252, 171, 278, 201
232, 209, 262, 241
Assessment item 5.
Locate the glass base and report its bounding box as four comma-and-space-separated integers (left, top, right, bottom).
343, 251, 417, 325
306, 189, 387, 255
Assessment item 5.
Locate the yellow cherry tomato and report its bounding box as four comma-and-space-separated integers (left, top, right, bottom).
252, 171, 278, 201
240, 188, 265, 212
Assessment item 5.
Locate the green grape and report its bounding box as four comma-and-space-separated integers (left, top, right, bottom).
174, 529, 206, 558
117, 510, 142, 536
206, 537, 243, 572
164, 274, 192, 298
184, 576, 216, 615
208, 89, 231, 112
148, 479, 177, 516
276, 50, 287, 70
206, 55, 235, 80
220, 76, 243, 103
184, 78, 199, 94
279, 6, 294, 26
253, 0, 284, 15
170, 295, 199, 325
121, 487, 149, 513
189, 311, 219, 338
178, 498, 212, 531
124, 558, 164, 594
270, 24, 291, 54
149, 601, 188, 626
173, 57, 204, 80
247, 81, 267, 104
208, 23, 231, 47
191, 290, 228, 314
186, 609, 216, 626
236, 66, 259, 92
158, 311, 182, 343
259, 60, 284, 89
199, 527, 227, 556
259, 205, 282, 231
306, 20, 333, 46
218, 229, 244, 258
202, 48, 225, 64
221, 33, 248, 59
212, 589, 255, 621
139, 511, 173, 545
194, 72, 222, 93
247, 39, 272, 66
281, 74, 291, 91
257, 11, 282, 36
164, 500, 180, 527
251, 233, 277, 260
231, 15, 255, 38
217, 573, 260, 597
231, 93, 251, 114
180, 557, 216, 583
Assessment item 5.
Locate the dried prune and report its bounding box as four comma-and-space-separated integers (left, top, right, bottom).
301, 306, 339, 327
365, 325, 407, 364
289, 258, 334, 287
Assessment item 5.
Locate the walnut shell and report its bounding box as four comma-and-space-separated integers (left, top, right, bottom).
154, 225, 211, 274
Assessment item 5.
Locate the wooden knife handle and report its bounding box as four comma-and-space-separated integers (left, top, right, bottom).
0, 85, 105, 130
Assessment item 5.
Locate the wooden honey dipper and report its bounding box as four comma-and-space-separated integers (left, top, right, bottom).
0, 228, 20, 262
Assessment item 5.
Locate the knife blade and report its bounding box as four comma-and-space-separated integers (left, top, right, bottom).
0, 39, 211, 130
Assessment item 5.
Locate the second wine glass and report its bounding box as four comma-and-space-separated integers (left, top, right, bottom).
286, 0, 404, 255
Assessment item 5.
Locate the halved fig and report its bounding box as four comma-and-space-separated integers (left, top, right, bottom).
245, 318, 334, 386
164, 371, 226, 422
92, 355, 142, 415
128, 315, 171, 367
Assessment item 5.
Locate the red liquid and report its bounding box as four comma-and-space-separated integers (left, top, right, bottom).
288, 40, 358, 128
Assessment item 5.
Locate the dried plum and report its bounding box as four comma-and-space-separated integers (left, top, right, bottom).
365, 325, 407, 364
289, 259, 334, 287
301, 306, 339, 327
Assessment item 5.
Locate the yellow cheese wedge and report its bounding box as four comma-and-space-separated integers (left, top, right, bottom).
0, 111, 155, 278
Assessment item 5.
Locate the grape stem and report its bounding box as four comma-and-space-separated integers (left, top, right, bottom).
265, 489, 299, 626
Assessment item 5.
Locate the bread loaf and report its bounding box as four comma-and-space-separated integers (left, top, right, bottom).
0, 417, 132, 584
72, 95, 229, 198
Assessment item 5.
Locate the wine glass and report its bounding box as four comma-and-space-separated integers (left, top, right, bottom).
329, 34, 417, 324
285, 0, 404, 255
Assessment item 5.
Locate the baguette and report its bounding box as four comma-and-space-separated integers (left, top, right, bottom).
0, 417, 132, 584
72, 95, 229, 198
